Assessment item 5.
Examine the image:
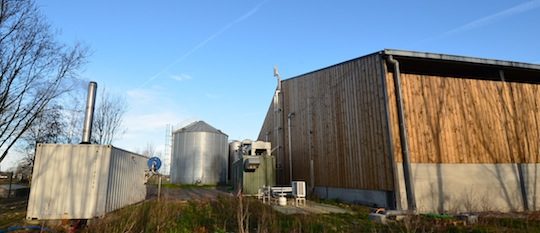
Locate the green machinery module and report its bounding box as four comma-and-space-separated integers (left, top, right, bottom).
230, 140, 276, 195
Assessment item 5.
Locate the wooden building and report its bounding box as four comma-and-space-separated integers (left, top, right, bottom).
258, 49, 540, 212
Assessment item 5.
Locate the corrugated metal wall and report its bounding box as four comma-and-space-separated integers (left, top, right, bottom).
386, 71, 540, 164
105, 147, 148, 213
27, 144, 147, 220
258, 54, 395, 191
170, 131, 228, 185
27, 144, 109, 219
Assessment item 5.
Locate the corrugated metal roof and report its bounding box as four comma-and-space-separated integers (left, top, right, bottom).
382, 49, 540, 71
283, 49, 540, 83
174, 121, 227, 135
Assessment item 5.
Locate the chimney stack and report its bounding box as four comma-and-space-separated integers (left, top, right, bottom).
81, 81, 97, 144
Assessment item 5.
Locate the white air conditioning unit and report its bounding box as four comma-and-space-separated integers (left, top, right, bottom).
291, 181, 306, 198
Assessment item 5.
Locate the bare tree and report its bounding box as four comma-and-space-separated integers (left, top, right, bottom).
0, 0, 87, 163
92, 88, 127, 144
139, 142, 159, 157
17, 103, 65, 179
61, 81, 87, 143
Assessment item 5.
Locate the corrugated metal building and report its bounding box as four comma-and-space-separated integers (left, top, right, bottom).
170, 121, 228, 185
258, 49, 540, 213
27, 144, 148, 220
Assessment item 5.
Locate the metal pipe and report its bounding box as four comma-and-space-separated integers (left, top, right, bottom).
386, 55, 416, 211
309, 159, 314, 194
307, 97, 315, 193
274, 90, 282, 183
379, 56, 401, 210
287, 112, 295, 184
274, 67, 283, 184
158, 174, 162, 202
81, 81, 97, 144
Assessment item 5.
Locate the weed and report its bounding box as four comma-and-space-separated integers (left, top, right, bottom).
5, 194, 540, 232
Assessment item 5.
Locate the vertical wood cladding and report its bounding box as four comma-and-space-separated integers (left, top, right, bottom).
258, 50, 540, 197
259, 54, 394, 191
387, 72, 540, 164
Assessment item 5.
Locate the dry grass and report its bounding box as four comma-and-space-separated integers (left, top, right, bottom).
82, 195, 381, 233
81, 195, 540, 233
4, 193, 540, 232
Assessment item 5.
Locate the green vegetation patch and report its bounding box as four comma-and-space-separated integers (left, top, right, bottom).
5, 195, 540, 233
83, 196, 384, 233
82, 197, 540, 233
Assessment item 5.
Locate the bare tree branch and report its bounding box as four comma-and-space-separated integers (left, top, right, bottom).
0, 0, 88, 163
91, 87, 127, 145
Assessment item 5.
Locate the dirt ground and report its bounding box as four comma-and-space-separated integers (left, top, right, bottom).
146, 185, 232, 201
0, 196, 28, 228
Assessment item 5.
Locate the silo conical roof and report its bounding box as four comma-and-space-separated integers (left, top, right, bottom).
174, 121, 227, 136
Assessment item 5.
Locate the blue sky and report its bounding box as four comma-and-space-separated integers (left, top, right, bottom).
3, 0, 540, 170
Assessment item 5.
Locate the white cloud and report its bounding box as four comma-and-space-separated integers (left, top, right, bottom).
443, 0, 540, 36
126, 88, 159, 103
114, 111, 199, 175
117, 86, 190, 154
423, 0, 540, 42
114, 112, 185, 153
123, 112, 183, 134
138, 0, 269, 87
170, 74, 193, 82
205, 93, 220, 99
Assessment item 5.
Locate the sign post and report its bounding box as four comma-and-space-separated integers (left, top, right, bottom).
147, 157, 162, 201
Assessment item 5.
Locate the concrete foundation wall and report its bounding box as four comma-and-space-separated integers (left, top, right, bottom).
396, 163, 540, 213
523, 164, 540, 211
314, 186, 392, 208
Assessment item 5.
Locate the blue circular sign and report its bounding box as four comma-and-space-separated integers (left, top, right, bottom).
147, 157, 162, 171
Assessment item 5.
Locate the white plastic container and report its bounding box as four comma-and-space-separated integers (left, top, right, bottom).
278, 196, 287, 206
26, 144, 148, 220
292, 181, 306, 198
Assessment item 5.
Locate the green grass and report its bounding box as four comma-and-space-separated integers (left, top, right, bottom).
4, 193, 540, 232
82, 196, 384, 233
81, 196, 540, 233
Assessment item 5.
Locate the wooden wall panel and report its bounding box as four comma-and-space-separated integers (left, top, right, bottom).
258, 54, 394, 191
387, 72, 540, 164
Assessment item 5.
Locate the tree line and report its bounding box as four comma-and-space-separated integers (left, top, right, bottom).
1, 0, 126, 175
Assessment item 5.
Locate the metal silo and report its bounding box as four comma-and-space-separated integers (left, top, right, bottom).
171, 121, 228, 185
228, 140, 242, 182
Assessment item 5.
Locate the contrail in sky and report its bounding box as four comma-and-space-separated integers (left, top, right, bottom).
423, 0, 540, 42
139, 0, 269, 87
